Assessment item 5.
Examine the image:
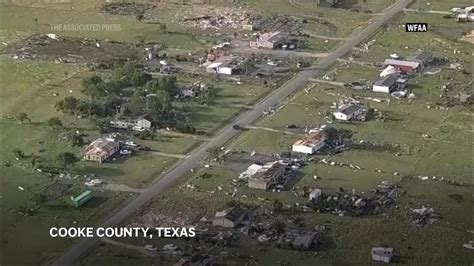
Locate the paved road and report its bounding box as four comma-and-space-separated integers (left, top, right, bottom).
53, 0, 413, 264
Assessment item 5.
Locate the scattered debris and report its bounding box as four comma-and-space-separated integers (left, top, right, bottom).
411, 205, 440, 226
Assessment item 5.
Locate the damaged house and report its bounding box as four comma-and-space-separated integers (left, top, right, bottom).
292, 130, 326, 154
84, 138, 120, 163
248, 162, 286, 190
407, 50, 434, 68
372, 75, 407, 94
383, 59, 420, 73
205, 55, 244, 75
250, 31, 290, 49
213, 206, 248, 228
333, 103, 363, 121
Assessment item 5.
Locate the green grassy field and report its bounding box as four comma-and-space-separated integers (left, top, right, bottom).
0, 3, 204, 50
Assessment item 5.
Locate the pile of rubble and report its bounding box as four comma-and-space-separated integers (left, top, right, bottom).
308, 181, 400, 216
101, 2, 156, 16
252, 15, 301, 34
129, 212, 192, 228
411, 205, 440, 226
181, 7, 255, 31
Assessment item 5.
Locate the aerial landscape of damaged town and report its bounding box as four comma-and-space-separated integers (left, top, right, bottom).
0, 0, 473, 265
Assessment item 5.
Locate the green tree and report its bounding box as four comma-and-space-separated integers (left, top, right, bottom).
130, 69, 151, 87
324, 127, 338, 142
147, 91, 171, 125
199, 85, 218, 105
129, 93, 146, 116
47, 117, 63, 129
16, 112, 30, 124
67, 132, 84, 147
82, 75, 107, 98
56, 152, 78, 169
55, 96, 80, 114
12, 148, 25, 159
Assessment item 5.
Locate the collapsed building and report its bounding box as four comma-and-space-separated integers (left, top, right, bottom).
204, 55, 250, 75
308, 181, 399, 217
292, 129, 326, 154
248, 162, 286, 190
212, 206, 251, 228
250, 31, 290, 49
239, 161, 295, 190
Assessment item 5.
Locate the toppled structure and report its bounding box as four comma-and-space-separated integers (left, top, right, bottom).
283, 229, 321, 251
213, 206, 249, 228
371, 247, 394, 263
248, 162, 286, 190
292, 129, 326, 154
411, 205, 440, 226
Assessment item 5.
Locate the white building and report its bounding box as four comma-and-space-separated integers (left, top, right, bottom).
135, 117, 152, 129
250, 31, 290, 49
373, 75, 407, 93
379, 65, 399, 77
333, 103, 363, 121
292, 130, 326, 154
205, 56, 236, 75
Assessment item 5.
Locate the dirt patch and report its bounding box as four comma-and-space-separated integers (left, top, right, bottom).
9, 34, 137, 66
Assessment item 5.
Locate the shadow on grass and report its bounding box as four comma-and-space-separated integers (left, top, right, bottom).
82, 196, 107, 209
75, 166, 124, 177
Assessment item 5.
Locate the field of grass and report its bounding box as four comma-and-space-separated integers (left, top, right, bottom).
0, 3, 204, 50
